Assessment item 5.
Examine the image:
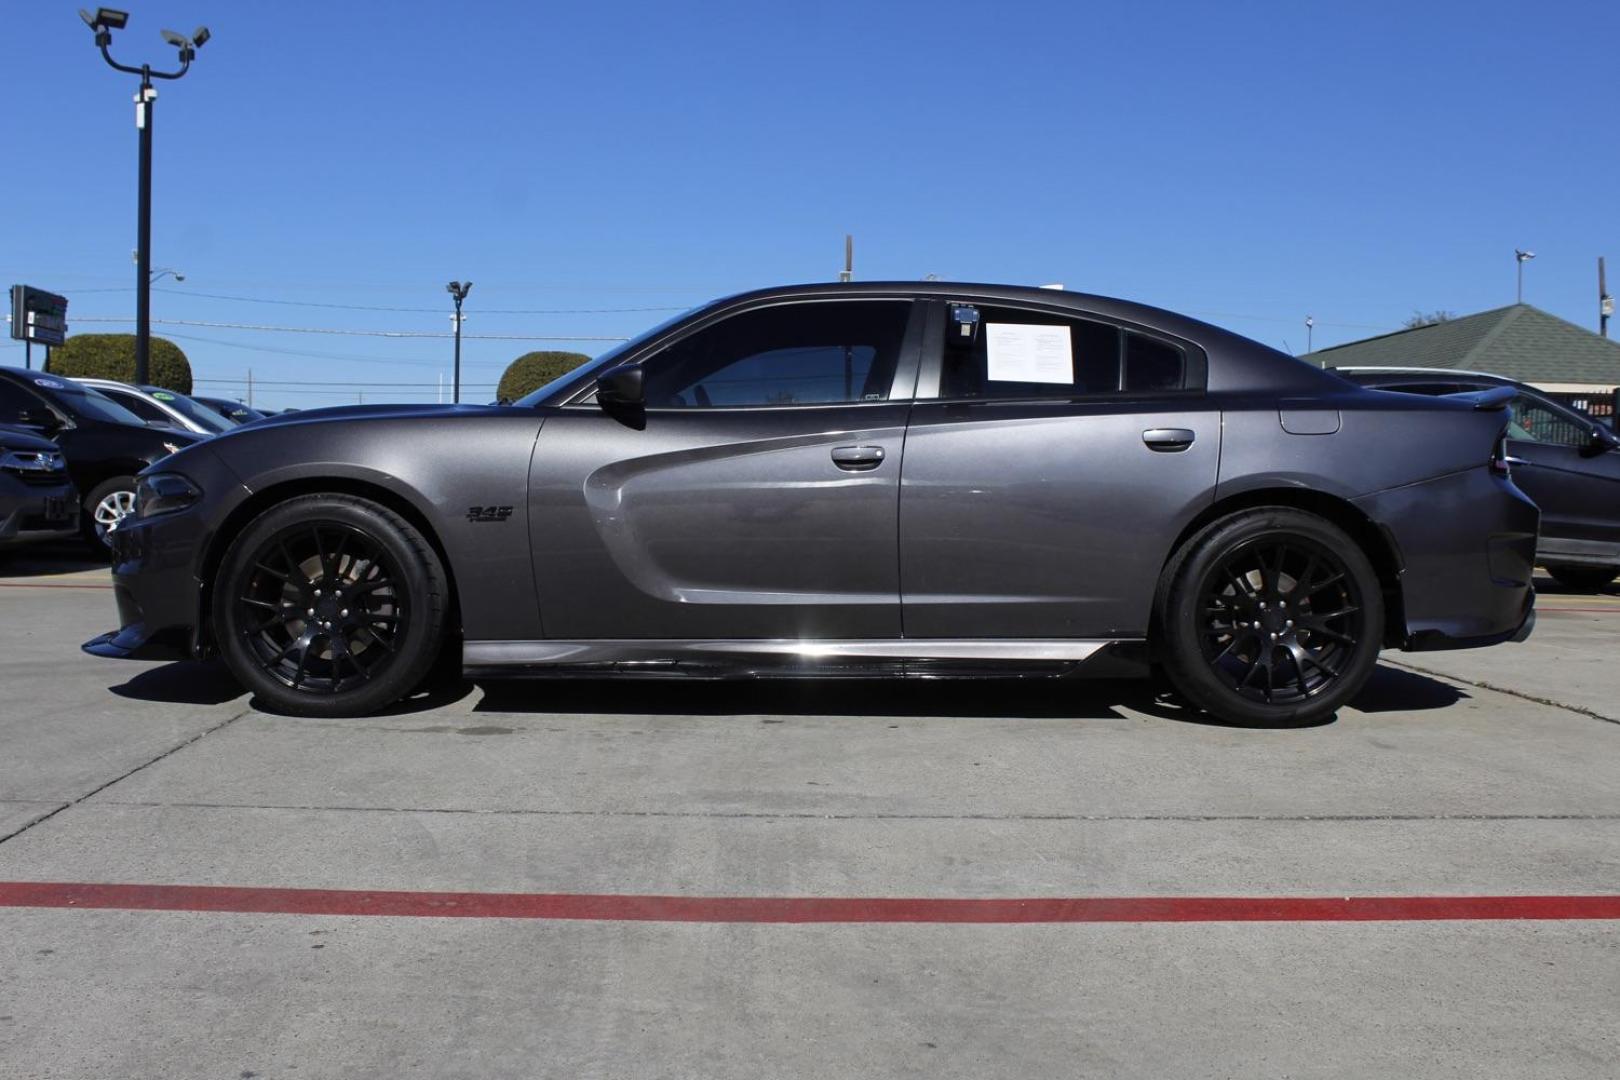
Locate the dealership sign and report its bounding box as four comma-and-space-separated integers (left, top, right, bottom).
8, 285, 69, 347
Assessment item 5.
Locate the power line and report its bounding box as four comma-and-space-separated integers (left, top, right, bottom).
159, 330, 510, 368
71, 316, 629, 341
197, 377, 499, 387
142, 287, 688, 316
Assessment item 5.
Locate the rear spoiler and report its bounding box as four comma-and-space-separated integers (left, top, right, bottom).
1446, 385, 1515, 412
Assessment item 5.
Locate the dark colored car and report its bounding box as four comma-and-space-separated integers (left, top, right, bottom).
0, 368, 203, 546
193, 396, 268, 425
0, 424, 78, 548
84, 282, 1537, 726
1336, 367, 1620, 592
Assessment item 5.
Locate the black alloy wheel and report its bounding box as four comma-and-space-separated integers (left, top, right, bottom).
1159, 508, 1383, 726
1200, 536, 1364, 705
236, 521, 404, 694
215, 494, 447, 716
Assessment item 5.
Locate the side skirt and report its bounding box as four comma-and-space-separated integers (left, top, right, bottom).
463, 639, 1150, 680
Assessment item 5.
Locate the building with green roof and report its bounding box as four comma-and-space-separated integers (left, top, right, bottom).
1303, 304, 1620, 392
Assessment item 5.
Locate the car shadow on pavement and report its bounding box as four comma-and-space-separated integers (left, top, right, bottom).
0, 544, 105, 578
1350, 663, 1468, 714
476, 677, 1215, 725
109, 660, 249, 706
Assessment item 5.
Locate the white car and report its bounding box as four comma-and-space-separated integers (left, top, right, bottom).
71, 379, 236, 437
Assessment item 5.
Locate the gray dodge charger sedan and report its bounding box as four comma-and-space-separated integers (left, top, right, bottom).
85, 282, 1537, 725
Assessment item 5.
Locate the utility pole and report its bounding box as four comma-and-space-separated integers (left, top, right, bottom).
1515, 249, 1535, 304
840, 235, 853, 282
446, 280, 472, 403
246, 368, 253, 408
1601, 257, 1612, 338
80, 11, 211, 385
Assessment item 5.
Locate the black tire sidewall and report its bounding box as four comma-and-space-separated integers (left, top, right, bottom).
1158, 509, 1384, 726
213, 495, 445, 717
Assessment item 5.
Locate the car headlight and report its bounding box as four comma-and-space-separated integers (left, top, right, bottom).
135, 473, 203, 519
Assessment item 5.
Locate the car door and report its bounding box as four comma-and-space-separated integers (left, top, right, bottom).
900, 299, 1219, 639
1504, 391, 1620, 550
529, 297, 922, 640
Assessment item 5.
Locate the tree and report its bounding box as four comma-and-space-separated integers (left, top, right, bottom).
44, 334, 193, 394
1403, 310, 1454, 329
496, 350, 592, 402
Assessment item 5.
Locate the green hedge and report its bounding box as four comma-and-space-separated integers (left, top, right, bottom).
45, 334, 193, 394
496, 350, 592, 403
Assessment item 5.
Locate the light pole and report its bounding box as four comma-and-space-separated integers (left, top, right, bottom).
1515, 249, 1536, 304
446, 281, 472, 403
79, 8, 211, 386
1305, 315, 1315, 354
149, 268, 185, 284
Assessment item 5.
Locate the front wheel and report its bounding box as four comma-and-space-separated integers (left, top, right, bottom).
213, 494, 448, 717
1157, 509, 1384, 727
83, 475, 138, 551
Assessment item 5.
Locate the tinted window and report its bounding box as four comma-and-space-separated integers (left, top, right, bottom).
101, 388, 174, 427
939, 306, 1191, 399
642, 301, 910, 408
1509, 394, 1591, 447
0, 379, 45, 423
149, 389, 235, 432
1124, 332, 1185, 392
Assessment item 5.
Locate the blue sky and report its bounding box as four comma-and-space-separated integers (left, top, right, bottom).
3, 0, 1616, 409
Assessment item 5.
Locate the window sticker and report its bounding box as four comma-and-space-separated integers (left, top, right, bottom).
985, 323, 1073, 384
153, 391, 176, 401
34, 378, 64, 389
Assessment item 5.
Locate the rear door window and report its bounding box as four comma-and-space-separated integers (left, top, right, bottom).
939, 304, 1193, 399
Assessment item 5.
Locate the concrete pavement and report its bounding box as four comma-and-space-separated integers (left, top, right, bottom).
0, 555, 1616, 1078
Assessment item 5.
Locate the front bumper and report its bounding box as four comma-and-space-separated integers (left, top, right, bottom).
81, 506, 208, 663
1354, 466, 1539, 652
0, 475, 79, 545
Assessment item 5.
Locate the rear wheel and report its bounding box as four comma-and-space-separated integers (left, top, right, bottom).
213, 494, 447, 717
1543, 564, 1618, 593
1157, 508, 1383, 726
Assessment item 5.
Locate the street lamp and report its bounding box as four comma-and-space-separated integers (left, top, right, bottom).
150, 268, 185, 284
79, 8, 211, 385
1515, 249, 1536, 304
446, 280, 472, 404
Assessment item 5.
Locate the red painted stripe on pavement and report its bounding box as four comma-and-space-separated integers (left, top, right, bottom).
1, 883, 1617, 923
0, 581, 113, 590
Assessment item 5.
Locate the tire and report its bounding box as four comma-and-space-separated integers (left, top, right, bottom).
1543, 564, 1618, 593
212, 494, 448, 717
1156, 508, 1384, 727
82, 475, 138, 551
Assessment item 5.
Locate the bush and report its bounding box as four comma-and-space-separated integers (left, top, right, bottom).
45, 334, 193, 394
496, 350, 592, 403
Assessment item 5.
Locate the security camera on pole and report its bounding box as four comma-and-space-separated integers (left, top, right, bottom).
446, 281, 472, 404
78, 8, 211, 386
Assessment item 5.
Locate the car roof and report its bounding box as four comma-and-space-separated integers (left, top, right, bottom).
1330, 366, 1519, 384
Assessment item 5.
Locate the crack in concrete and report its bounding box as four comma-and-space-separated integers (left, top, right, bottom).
1383, 657, 1620, 727
0, 707, 254, 848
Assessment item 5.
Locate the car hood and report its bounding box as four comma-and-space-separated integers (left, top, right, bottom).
238, 402, 517, 430
0, 424, 61, 453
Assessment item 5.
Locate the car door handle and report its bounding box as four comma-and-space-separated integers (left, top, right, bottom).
831, 445, 885, 471
1142, 428, 1195, 452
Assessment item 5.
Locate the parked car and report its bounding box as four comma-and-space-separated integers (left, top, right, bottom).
85, 282, 1536, 725
72, 378, 237, 436
0, 424, 78, 548
1334, 367, 1620, 592
192, 396, 268, 425
0, 368, 203, 546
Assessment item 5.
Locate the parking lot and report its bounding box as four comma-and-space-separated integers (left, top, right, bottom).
0, 548, 1616, 1079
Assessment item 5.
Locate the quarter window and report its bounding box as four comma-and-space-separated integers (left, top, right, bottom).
641, 301, 911, 408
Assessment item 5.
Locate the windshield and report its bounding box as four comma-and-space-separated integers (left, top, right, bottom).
146, 388, 237, 433
32, 379, 150, 427
513, 306, 703, 407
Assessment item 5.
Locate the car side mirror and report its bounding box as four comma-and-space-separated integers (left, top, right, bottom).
1587, 425, 1620, 455
596, 364, 645, 409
